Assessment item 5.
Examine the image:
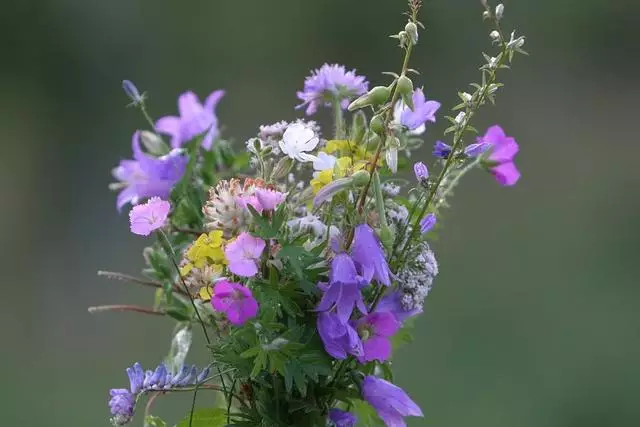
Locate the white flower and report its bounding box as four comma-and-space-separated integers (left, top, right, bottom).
313, 152, 337, 171
279, 123, 319, 162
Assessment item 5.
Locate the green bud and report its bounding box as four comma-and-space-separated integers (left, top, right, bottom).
271, 157, 293, 180
351, 169, 371, 186
140, 131, 170, 156
348, 86, 391, 111
370, 115, 385, 135
379, 226, 396, 252
397, 75, 414, 111
405, 22, 419, 45
350, 111, 367, 145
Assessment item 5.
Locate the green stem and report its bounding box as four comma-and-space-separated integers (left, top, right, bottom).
333, 100, 345, 139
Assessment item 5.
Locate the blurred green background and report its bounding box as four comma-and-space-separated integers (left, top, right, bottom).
2, 0, 639, 425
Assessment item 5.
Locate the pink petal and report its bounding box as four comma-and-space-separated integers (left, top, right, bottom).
491, 162, 521, 186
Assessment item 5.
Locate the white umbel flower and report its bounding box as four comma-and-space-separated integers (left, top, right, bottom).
279, 123, 319, 162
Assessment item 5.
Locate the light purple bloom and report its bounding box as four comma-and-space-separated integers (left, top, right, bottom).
126, 362, 144, 394
316, 254, 368, 323
419, 213, 436, 234
313, 177, 352, 208
464, 142, 492, 158
432, 141, 452, 159
155, 90, 225, 150
351, 224, 391, 286
224, 232, 266, 277
413, 161, 428, 182
129, 197, 170, 236
317, 311, 363, 360
255, 188, 286, 211
296, 64, 369, 115
354, 312, 400, 363
362, 376, 423, 427
480, 125, 520, 186
376, 291, 422, 323
211, 280, 259, 326
328, 408, 358, 427
393, 88, 441, 135
109, 389, 136, 426
112, 131, 187, 211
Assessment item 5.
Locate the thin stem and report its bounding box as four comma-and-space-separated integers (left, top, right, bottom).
333, 100, 345, 139
140, 103, 157, 131
97, 270, 189, 296
144, 392, 161, 421
87, 305, 166, 316
435, 156, 482, 210
187, 382, 200, 427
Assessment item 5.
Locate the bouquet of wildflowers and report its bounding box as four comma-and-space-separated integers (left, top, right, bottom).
95, 1, 527, 426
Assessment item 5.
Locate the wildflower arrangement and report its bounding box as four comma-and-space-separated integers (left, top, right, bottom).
95, 1, 527, 426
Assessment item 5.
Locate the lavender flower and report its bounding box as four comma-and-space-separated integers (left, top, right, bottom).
129, 197, 170, 236
211, 280, 259, 325
354, 312, 400, 363
109, 389, 135, 426
480, 125, 521, 186
432, 141, 452, 159
296, 64, 368, 115
112, 131, 187, 211
316, 253, 369, 323
362, 376, 423, 427
413, 161, 429, 182
328, 408, 358, 427
464, 141, 492, 157
419, 213, 436, 234
393, 88, 441, 135
351, 224, 391, 286
155, 90, 225, 150
317, 311, 363, 360
376, 291, 422, 323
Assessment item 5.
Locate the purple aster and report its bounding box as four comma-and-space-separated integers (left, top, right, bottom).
353, 312, 400, 363
317, 311, 363, 360
362, 376, 423, 427
328, 408, 358, 427
296, 64, 368, 115
351, 224, 391, 287
376, 291, 422, 323
432, 141, 452, 159
211, 280, 259, 326
224, 232, 266, 277
112, 131, 187, 211
316, 253, 369, 323
419, 213, 436, 234
479, 125, 520, 186
109, 389, 135, 426
393, 88, 441, 135
155, 90, 225, 150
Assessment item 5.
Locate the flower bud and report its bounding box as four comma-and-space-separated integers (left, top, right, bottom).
413, 161, 429, 182
122, 80, 144, 105
495, 4, 504, 20
489, 30, 500, 41
140, 131, 170, 156
482, 10, 491, 20
384, 136, 400, 173
351, 169, 371, 186
350, 111, 367, 144
370, 115, 386, 136
379, 226, 395, 252
404, 22, 419, 44
271, 157, 294, 180
348, 86, 391, 111
397, 75, 414, 111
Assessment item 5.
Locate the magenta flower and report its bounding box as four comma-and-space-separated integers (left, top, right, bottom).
354, 312, 400, 363
351, 224, 391, 286
316, 253, 369, 323
362, 376, 423, 427
479, 125, 521, 186
211, 280, 258, 325
224, 232, 266, 277
317, 311, 363, 360
255, 188, 286, 211
393, 88, 441, 135
296, 64, 369, 115
128, 197, 170, 236
155, 90, 225, 150
112, 132, 187, 210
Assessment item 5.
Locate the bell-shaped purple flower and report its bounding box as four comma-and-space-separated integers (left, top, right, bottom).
328, 408, 358, 427
362, 376, 423, 427
376, 291, 422, 323
155, 90, 225, 150
413, 161, 428, 182
317, 311, 363, 360
354, 312, 400, 363
419, 213, 436, 234
109, 389, 135, 426
432, 141, 452, 159
112, 131, 187, 211
480, 125, 521, 186
393, 88, 441, 135
351, 224, 391, 286
316, 254, 368, 323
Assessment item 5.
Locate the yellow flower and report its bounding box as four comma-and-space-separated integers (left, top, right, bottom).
198, 285, 214, 302
324, 139, 381, 166
186, 231, 226, 268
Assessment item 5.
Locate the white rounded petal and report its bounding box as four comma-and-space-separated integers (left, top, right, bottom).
313, 152, 337, 171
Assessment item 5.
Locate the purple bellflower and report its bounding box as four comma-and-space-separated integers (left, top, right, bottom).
328, 408, 358, 427
211, 280, 259, 326
350, 224, 391, 286
296, 64, 368, 115
354, 312, 400, 363
480, 125, 521, 186
316, 253, 369, 323
413, 161, 428, 182
317, 311, 363, 360
433, 141, 452, 159
362, 376, 424, 427
155, 90, 225, 150
376, 291, 422, 323
393, 88, 441, 135
112, 131, 187, 211
419, 213, 436, 234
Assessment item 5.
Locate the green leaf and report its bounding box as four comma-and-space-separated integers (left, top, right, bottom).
177, 408, 228, 427
351, 399, 386, 427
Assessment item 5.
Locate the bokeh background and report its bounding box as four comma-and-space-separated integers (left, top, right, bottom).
2, 0, 639, 426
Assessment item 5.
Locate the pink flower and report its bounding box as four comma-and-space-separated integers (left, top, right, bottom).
211, 280, 258, 325
480, 125, 521, 186
128, 197, 170, 236
224, 232, 266, 277
235, 195, 263, 214
255, 188, 286, 211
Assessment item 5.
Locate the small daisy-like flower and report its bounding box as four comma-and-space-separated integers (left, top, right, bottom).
296, 63, 369, 115
211, 280, 259, 325
128, 197, 170, 236
224, 232, 266, 277
279, 123, 320, 162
